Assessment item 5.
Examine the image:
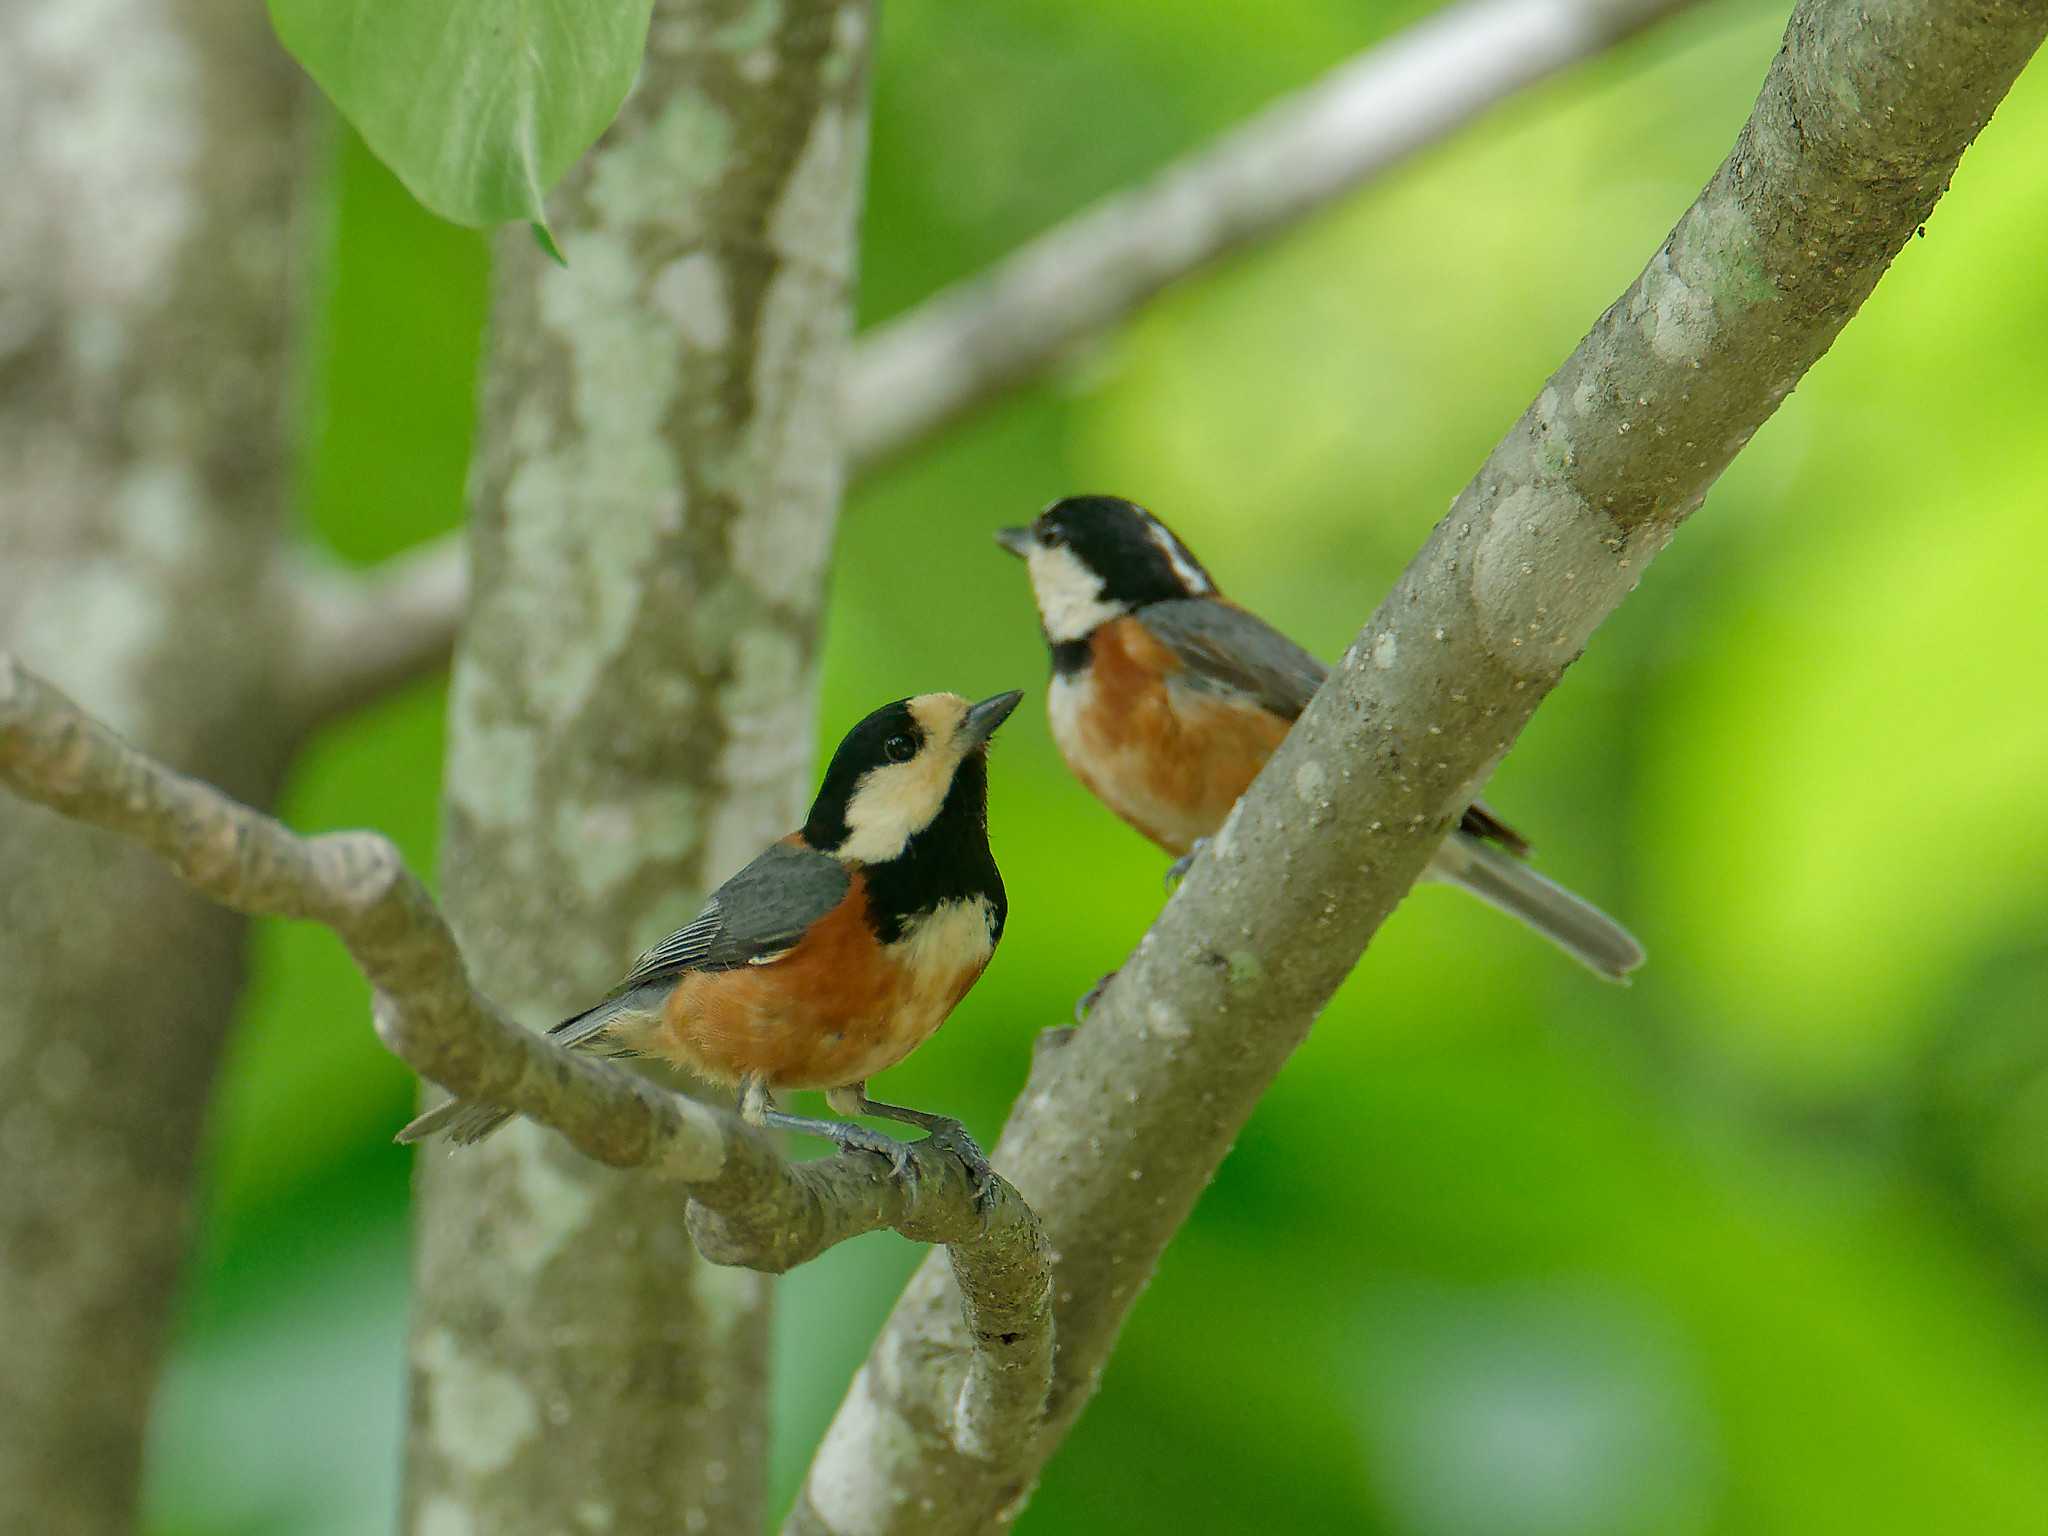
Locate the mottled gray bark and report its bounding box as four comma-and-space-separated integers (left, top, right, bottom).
786, 0, 2048, 1529
0, 3, 301, 1532
400, 2, 872, 1533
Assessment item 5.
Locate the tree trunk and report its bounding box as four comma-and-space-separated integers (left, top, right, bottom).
400, 2, 873, 1531
0, 4, 302, 1533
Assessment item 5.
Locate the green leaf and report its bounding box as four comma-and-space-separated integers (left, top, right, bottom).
269, 0, 656, 234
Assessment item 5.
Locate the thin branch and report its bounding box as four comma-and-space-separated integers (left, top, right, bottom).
0, 653, 1051, 1455
279, 0, 1709, 728
785, 0, 2048, 1529
279, 541, 468, 727
847, 0, 1705, 474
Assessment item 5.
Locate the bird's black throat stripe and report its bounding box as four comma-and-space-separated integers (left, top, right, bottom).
1049, 637, 1091, 677
859, 750, 1007, 947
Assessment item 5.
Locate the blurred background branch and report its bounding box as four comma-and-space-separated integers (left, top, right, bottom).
281, 543, 470, 731
785, 0, 2048, 1526
278, 0, 1710, 730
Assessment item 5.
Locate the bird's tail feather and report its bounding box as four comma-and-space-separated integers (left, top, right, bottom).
1431, 833, 1644, 982
392, 987, 664, 1148
393, 1097, 517, 1147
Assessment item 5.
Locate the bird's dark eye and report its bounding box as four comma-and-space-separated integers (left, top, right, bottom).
883, 734, 916, 763
1040, 527, 1066, 548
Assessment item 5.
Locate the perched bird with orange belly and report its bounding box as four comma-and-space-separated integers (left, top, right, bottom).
997, 496, 1642, 979
397, 690, 1023, 1179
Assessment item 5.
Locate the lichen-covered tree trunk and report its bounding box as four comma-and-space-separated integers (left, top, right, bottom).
400, 2, 873, 1531
0, 4, 302, 1532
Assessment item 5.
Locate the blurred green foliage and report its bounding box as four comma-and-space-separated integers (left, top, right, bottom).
145, 1, 2048, 1532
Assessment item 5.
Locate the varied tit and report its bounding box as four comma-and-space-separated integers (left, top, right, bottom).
996, 496, 1643, 979
398, 690, 1024, 1179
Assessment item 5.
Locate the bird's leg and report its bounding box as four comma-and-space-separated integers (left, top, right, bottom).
738, 1075, 914, 1180
826, 1083, 997, 1209
1074, 969, 1118, 1023
1163, 836, 1211, 889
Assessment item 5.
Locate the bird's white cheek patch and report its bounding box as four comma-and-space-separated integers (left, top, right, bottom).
1026, 544, 1125, 642
838, 754, 953, 863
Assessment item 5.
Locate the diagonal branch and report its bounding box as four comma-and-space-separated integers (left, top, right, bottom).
784, 0, 2048, 1530
278, 541, 469, 729
847, 0, 1704, 474
0, 653, 1051, 1458
279, 0, 1710, 728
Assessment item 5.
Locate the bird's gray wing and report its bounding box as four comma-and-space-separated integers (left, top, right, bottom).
1136, 597, 1327, 721
1138, 598, 1531, 857
612, 840, 850, 991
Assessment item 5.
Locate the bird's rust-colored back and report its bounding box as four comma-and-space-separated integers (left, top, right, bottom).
661, 870, 994, 1091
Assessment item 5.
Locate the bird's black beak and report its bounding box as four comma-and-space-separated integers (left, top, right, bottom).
993, 526, 1034, 559
963, 690, 1024, 744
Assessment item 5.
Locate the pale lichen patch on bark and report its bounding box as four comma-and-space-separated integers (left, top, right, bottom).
589, 91, 734, 238
418, 1328, 543, 1477
444, 668, 542, 828
497, 473, 665, 720
768, 99, 861, 275
1681, 192, 1776, 310
1638, 246, 1718, 366
497, 1131, 602, 1275
692, 1251, 771, 1336
656, 253, 736, 351
556, 787, 705, 902
1473, 480, 1649, 674
4, 0, 199, 327
14, 566, 173, 736
805, 1367, 924, 1536
416, 1494, 478, 1536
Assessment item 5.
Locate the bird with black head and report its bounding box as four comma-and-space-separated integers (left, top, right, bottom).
399, 690, 1023, 1184
998, 495, 1641, 980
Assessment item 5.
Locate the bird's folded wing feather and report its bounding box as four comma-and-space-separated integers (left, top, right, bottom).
612, 841, 851, 992
1138, 597, 1326, 720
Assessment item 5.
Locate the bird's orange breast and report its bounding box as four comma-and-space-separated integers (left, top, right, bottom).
1048, 615, 1291, 856
656, 873, 996, 1090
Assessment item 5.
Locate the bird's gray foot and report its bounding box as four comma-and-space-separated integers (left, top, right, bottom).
827, 1085, 997, 1207
1074, 969, 1118, 1022
1163, 837, 1211, 889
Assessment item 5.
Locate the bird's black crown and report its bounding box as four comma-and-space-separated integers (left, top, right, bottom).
1033, 495, 1214, 608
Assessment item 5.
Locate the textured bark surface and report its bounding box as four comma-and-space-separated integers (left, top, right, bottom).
0, 3, 301, 1532
400, 2, 873, 1533
786, 0, 2048, 1529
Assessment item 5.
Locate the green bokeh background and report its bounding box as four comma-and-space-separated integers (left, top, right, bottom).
145, 1, 2048, 1531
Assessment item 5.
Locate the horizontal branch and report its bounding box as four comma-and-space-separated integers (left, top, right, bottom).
0, 653, 1050, 1454
787, 0, 2048, 1528
279, 0, 1707, 729
279, 541, 469, 728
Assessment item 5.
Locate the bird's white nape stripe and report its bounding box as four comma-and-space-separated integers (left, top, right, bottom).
1025, 543, 1126, 642
1146, 519, 1211, 594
